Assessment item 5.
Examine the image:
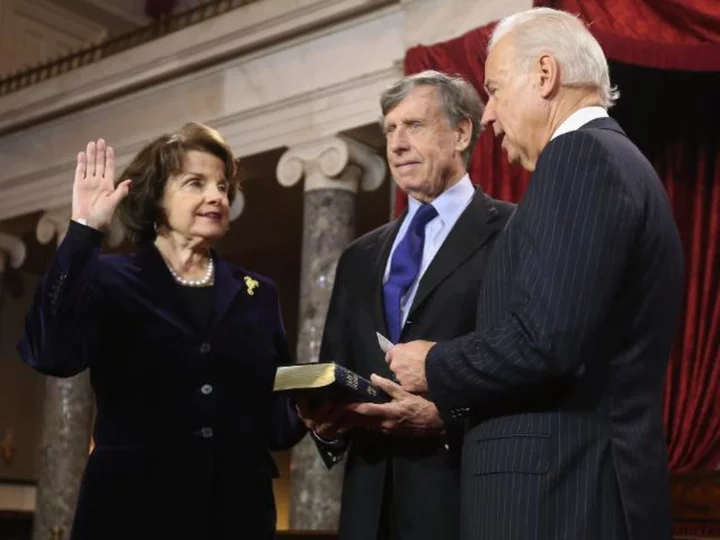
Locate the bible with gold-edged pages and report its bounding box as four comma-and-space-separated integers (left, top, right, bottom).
273, 362, 391, 404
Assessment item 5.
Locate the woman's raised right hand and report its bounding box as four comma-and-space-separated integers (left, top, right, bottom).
72, 138, 132, 231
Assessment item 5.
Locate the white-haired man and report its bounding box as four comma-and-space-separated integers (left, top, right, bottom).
357, 7, 684, 540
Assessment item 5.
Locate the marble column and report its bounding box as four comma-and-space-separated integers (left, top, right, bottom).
32, 207, 93, 540
277, 136, 386, 530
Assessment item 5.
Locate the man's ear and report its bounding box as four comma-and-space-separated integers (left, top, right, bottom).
537, 54, 561, 99
455, 117, 473, 154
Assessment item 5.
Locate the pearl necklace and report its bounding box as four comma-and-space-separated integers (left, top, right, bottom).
166, 257, 214, 287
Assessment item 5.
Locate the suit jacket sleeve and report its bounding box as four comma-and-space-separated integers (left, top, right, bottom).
267, 282, 308, 451
427, 131, 639, 413
310, 250, 353, 468
17, 220, 107, 378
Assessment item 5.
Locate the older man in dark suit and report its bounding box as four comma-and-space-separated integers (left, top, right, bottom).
362, 7, 685, 540
298, 71, 514, 540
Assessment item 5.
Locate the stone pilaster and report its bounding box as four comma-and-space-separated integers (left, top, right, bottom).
276, 135, 385, 530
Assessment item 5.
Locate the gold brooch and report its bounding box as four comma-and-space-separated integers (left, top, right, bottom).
244, 276, 259, 296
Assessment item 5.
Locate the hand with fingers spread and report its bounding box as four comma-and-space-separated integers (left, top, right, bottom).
345, 374, 444, 437
72, 138, 132, 231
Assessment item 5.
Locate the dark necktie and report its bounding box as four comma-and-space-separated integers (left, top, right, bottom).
383, 203, 438, 343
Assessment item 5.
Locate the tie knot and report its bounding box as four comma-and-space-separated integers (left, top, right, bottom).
410, 203, 438, 233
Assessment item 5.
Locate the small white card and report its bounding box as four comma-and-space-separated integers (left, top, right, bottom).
376, 332, 394, 353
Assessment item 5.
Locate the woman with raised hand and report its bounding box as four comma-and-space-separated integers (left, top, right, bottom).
18, 122, 305, 540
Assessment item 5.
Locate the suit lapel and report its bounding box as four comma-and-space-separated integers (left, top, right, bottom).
133, 245, 243, 335
133, 244, 196, 335
370, 214, 405, 337
405, 190, 502, 323
212, 252, 243, 327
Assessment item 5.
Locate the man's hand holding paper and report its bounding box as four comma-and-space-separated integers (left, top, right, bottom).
384, 339, 436, 393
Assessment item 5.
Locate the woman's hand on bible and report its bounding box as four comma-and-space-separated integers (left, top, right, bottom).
295, 397, 351, 439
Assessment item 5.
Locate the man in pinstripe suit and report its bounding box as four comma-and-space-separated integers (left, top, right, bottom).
359, 7, 685, 540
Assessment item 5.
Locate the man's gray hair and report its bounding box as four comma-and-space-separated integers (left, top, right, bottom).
380, 70, 484, 166
489, 7, 619, 108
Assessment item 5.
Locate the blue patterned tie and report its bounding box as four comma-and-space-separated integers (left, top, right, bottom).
383, 203, 438, 343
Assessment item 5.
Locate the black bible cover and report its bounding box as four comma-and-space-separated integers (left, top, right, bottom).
274, 362, 391, 404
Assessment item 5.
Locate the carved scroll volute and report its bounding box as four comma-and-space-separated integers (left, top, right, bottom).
36, 206, 72, 247
0, 233, 27, 271
276, 136, 386, 193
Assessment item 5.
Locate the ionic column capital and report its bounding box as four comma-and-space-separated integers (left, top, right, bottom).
36, 206, 72, 247
276, 136, 386, 193
229, 189, 245, 221
0, 233, 27, 272
36, 206, 126, 247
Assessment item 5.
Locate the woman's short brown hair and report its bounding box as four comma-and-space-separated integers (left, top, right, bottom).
116, 121, 241, 245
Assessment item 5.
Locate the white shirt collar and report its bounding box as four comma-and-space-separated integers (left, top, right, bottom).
551, 106, 609, 140
407, 174, 474, 226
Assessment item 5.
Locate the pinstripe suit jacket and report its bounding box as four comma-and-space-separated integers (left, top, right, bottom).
426, 118, 684, 540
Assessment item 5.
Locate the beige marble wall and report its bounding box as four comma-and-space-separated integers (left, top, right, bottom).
0, 0, 106, 75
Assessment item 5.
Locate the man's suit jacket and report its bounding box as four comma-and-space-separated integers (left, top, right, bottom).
318, 189, 515, 540
426, 118, 684, 540
17, 221, 305, 540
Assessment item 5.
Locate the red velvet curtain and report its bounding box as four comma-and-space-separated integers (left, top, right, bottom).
401, 5, 720, 471
624, 64, 720, 471
552, 0, 720, 71
661, 135, 720, 472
